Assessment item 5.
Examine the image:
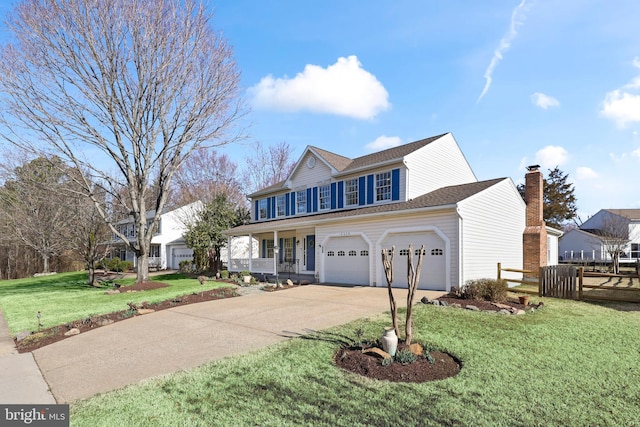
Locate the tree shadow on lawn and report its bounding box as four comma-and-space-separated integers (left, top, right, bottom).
0, 272, 92, 295
586, 300, 640, 312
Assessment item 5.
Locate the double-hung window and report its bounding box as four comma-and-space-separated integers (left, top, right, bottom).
284, 238, 293, 263
265, 240, 274, 258
345, 178, 358, 206
319, 185, 331, 210
376, 171, 392, 202
258, 199, 268, 220
296, 191, 307, 214
276, 195, 286, 217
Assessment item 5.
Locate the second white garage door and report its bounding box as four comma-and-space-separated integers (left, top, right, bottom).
324, 236, 370, 285
381, 231, 447, 290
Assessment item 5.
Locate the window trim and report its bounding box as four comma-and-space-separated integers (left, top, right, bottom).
296, 191, 307, 214
319, 184, 331, 211
258, 199, 268, 220
276, 195, 286, 217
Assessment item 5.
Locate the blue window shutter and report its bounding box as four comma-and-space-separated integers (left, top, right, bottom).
292, 238, 297, 262
306, 188, 312, 213
279, 238, 284, 263
367, 174, 374, 204
290, 192, 296, 215
337, 181, 344, 209
285, 193, 290, 216
392, 168, 400, 201
330, 183, 337, 210
312, 187, 318, 212
271, 196, 276, 218
254, 200, 259, 221
266, 198, 271, 219
262, 239, 266, 258
358, 176, 366, 206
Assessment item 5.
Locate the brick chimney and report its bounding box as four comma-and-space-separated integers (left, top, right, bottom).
522, 165, 547, 277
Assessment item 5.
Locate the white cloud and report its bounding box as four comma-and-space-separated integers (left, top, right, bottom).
530, 92, 560, 109
365, 135, 402, 152
477, 0, 530, 103
601, 58, 640, 127
535, 145, 568, 169
248, 55, 390, 119
576, 166, 598, 180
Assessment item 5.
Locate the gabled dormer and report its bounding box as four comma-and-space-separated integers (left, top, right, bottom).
248, 132, 477, 223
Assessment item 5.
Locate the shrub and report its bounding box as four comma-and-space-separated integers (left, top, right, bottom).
394, 348, 418, 365
220, 270, 229, 279
105, 257, 126, 272
240, 270, 251, 277
461, 278, 508, 303
121, 260, 134, 272
178, 260, 195, 273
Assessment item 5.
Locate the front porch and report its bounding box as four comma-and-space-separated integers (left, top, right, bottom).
226, 228, 318, 279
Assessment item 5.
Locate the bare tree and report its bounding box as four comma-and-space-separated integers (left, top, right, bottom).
168, 148, 245, 208
244, 141, 296, 193
0, 0, 244, 283
593, 212, 634, 274
0, 156, 73, 273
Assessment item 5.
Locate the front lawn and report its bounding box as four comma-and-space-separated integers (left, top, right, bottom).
0, 272, 233, 335
70, 297, 640, 426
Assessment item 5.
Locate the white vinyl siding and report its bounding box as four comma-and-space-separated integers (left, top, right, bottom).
457, 179, 525, 285
288, 151, 334, 189
404, 133, 477, 199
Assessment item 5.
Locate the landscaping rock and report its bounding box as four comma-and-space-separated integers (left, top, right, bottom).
466, 305, 479, 311
64, 328, 80, 336
451, 303, 462, 308
286, 279, 294, 286
15, 331, 31, 342
499, 309, 512, 315
514, 309, 526, 315
137, 309, 155, 315
439, 300, 449, 307
409, 343, 423, 356
492, 302, 512, 310
431, 300, 440, 306
420, 296, 430, 304
97, 319, 114, 327
362, 347, 392, 360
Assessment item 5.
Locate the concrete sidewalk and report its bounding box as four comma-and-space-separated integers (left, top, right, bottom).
0, 309, 56, 404
30, 285, 444, 403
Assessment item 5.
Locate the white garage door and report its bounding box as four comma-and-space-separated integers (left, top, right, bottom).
171, 247, 193, 269
324, 236, 369, 285
381, 232, 446, 290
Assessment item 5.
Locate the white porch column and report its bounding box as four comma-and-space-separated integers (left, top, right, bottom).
273, 230, 278, 274
248, 233, 253, 272
227, 235, 232, 270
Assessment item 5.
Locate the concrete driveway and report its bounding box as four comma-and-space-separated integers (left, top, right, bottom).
33, 285, 445, 403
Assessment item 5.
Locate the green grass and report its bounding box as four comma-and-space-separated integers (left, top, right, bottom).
0, 272, 233, 335
69, 298, 640, 426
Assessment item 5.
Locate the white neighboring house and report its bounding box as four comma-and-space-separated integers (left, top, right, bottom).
559, 209, 640, 263
225, 133, 536, 291
110, 201, 202, 270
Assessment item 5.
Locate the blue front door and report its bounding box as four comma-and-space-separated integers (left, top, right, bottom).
306, 235, 315, 271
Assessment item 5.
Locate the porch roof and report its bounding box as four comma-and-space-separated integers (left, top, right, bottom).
227, 178, 505, 235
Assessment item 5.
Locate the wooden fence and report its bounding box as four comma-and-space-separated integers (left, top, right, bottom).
498, 262, 640, 302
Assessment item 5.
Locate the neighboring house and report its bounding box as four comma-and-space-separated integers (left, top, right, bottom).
110, 201, 202, 270
559, 209, 640, 263
225, 133, 531, 291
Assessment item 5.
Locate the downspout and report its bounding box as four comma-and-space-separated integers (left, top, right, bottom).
456, 207, 464, 292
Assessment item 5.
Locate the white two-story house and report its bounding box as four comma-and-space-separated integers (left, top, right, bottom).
559, 209, 640, 264
225, 133, 527, 291
111, 201, 201, 270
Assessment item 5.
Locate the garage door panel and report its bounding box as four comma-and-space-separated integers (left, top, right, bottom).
325, 236, 369, 285
382, 232, 446, 290
171, 247, 193, 269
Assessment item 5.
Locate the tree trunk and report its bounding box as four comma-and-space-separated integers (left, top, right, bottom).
136, 252, 149, 283
87, 259, 96, 286
42, 254, 50, 274
404, 244, 424, 345
381, 247, 399, 337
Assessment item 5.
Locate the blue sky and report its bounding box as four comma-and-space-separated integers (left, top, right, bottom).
210, 0, 640, 219
1, 1, 639, 219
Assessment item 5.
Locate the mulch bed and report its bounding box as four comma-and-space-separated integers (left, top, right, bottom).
14, 283, 238, 353
435, 295, 532, 311
334, 342, 461, 383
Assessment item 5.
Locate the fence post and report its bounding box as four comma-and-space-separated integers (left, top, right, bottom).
538, 266, 543, 297
497, 262, 501, 280
578, 267, 583, 301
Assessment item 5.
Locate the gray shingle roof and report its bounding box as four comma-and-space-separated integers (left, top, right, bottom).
227, 177, 505, 234
604, 209, 640, 221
